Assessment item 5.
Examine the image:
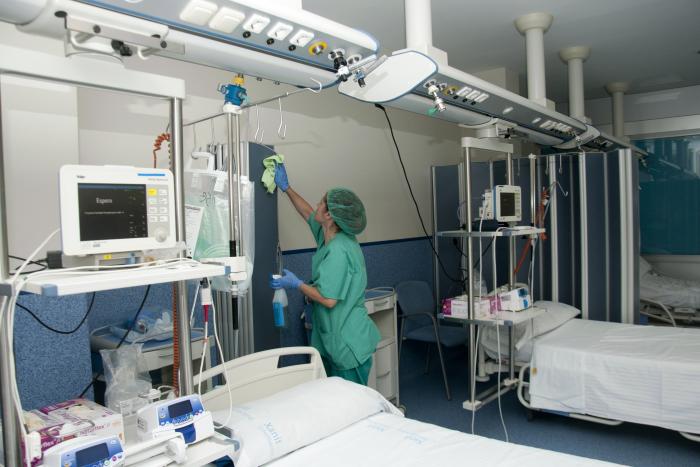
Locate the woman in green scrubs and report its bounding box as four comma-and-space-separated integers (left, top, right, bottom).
269, 164, 380, 385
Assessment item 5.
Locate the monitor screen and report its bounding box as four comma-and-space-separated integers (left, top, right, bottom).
76, 443, 109, 467
168, 399, 193, 419
499, 192, 516, 217
78, 183, 147, 241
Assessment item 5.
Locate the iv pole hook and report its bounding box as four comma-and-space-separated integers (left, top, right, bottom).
277, 98, 287, 139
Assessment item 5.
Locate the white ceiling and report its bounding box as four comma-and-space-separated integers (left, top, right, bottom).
303, 0, 700, 102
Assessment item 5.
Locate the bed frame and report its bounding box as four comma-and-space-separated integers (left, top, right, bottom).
516, 364, 700, 443
640, 298, 678, 327
194, 346, 326, 413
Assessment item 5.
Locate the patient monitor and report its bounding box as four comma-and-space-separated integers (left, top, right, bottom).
479, 185, 522, 223
60, 165, 176, 256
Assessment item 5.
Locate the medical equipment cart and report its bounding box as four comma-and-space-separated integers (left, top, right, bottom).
432, 137, 544, 412
365, 288, 400, 406
441, 307, 544, 410
0, 45, 238, 466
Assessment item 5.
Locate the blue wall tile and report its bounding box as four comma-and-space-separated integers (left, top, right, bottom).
15, 238, 434, 408
15, 282, 200, 410
278, 237, 434, 348
15, 293, 93, 409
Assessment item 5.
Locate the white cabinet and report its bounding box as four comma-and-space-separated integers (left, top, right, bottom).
365, 288, 399, 405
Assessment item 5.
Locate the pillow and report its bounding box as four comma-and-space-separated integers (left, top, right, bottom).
531, 301, 581, 337
482, 300, 581, 352
213, 376, 401, 467
639, 256, 653, 277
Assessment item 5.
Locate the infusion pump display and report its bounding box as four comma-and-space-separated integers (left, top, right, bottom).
60, 165, 176, 256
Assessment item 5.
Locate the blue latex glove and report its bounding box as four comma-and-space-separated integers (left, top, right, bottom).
274, 163, 289, 192
269, 269, 302, 290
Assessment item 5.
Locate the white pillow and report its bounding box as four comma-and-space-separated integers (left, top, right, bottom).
639, 256, 653, 277
531, 301, 581, 337
214, 376, 401, 467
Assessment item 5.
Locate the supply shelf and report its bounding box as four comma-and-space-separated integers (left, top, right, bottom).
438, 227, 545, 238
11, 262, 229, 297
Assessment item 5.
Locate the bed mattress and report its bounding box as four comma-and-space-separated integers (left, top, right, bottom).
640, 271, 700, 309
529, 319, 700, 434
266, 412, 621, 467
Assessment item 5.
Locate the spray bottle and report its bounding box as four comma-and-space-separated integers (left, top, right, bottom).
272, 244, 287, 327
272, 283, 288, 328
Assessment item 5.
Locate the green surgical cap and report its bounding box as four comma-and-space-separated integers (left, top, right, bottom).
327, 187, 367, 235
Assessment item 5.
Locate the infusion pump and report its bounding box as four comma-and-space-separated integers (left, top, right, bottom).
59, 165, 177, 256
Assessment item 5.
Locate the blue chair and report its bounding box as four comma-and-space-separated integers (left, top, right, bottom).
396, 280, 467, 400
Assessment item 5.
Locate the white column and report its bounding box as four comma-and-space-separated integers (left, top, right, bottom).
405, 0, 433, 49
606, 81, 629, 139
514, 12, 553, 106
559, 46, 590, 121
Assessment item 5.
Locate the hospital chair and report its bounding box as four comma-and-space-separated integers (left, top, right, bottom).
395, 280, 468, 401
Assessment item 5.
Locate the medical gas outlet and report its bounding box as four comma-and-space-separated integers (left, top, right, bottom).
424, 79, 446, 114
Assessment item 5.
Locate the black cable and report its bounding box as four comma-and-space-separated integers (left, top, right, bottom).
375, 103, 463, 284
10, 255, 47, 269
17, 293, 96, 335
453, 237, 495, 268
79, 285, 152, 398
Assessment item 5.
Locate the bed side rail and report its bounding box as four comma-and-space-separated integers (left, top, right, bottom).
194, 346, 326, 412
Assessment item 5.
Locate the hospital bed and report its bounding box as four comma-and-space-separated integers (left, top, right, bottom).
479, 302, 700, 442
195, 346, 622, 467
639, 257, 700, 327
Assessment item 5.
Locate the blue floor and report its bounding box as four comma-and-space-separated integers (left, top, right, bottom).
398, 342, 700, 466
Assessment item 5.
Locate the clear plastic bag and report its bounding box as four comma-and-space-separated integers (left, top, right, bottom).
184, 168, 255, 296
100, 344, 152, 415
108, 307, 173, 343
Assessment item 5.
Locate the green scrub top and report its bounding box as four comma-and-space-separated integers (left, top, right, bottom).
307, 213, 380, 371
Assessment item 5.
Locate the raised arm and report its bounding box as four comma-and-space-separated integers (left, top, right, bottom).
275, 164, 313, 221
285, 187, 314, 221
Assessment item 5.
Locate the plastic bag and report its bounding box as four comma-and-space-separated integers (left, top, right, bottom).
108, 306, 173, 343
100, 344, 152, 415
472, 268, 488, 296
184, 168, 255, 296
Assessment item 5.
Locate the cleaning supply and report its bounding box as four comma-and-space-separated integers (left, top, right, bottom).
271, 277, 289, 328
261, 154, 285, 193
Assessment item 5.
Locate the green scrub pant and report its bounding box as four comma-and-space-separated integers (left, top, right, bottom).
322, 356, 373, 385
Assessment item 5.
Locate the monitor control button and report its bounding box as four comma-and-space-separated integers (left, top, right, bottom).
154, 228, 168, 242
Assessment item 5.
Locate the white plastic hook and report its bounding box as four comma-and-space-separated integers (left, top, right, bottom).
559, 154, 563, 174
277, 98, 287, 139
254, 106, 265, 144
307, 78, 323, 93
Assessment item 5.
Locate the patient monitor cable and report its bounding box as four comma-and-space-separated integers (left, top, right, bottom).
374, 103, 465, 286
16, 293, 96, 335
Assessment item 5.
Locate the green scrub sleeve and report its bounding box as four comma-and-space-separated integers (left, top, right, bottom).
316, 249, 352, 300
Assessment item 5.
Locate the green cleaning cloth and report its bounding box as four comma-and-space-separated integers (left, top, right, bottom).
261, 154, 285, 194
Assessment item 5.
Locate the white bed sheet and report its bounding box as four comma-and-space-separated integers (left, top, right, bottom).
529, 319, 700, 434
266, 412, 621, 467
640, 271, 700, 309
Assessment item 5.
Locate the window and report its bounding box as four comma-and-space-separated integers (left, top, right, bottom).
635, 134, 700, 254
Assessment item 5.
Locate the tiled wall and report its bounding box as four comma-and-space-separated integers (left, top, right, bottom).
279, 237, 435, 348
15, 238, 434, 409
